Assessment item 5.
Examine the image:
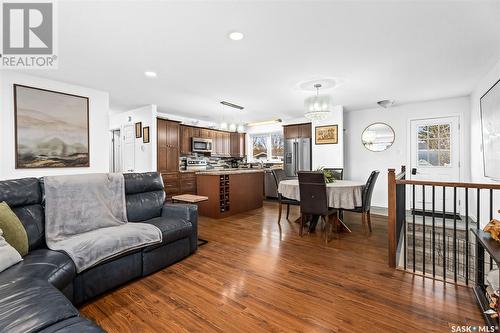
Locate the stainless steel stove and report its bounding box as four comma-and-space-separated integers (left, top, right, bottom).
186, 159, 207, 171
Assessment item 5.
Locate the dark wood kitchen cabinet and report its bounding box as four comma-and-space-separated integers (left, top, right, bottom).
180, 172, 197, 194
283, 123, 312, 139
157, 118, 180, 199
180, 125, 191, 155
230, 132, 246, 157
177, 124, 246, 157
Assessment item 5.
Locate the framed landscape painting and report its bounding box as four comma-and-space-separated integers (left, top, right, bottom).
14, 84, 90, 168
315, 125, 338, 144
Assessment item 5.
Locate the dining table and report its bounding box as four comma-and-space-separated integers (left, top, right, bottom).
277, 179, 365, 231
277, 179, 365, 209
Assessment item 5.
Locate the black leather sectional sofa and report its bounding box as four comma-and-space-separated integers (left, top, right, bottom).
0, 172, 198, 333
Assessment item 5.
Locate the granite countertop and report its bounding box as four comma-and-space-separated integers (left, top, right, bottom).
194, 169, 265, 176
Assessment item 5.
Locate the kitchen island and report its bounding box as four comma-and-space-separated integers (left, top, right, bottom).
196, 170, 264, 219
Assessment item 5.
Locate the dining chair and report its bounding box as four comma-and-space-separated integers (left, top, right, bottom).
324, 168, 344, 180
297, 171, 338, 243
272, 169, 300, 224
342, 170, 380, 232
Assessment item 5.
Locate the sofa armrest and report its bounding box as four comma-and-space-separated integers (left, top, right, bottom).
161, 203, 198, 253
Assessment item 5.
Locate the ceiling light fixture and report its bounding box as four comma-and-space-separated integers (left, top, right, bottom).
228, 31, 244, 41
144, 71, 157, 78
304, 84, 333, 121
246, 119, 283, 127
377, 99, 395, 108
229, 123, 237, 132
237, 124, 245, 132
220, 101, 244, 110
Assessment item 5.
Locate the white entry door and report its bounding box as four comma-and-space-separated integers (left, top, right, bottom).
122, 124, 135, 173
410, 116, 460, 213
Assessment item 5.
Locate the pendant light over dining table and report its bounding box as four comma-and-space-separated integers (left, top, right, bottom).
304, 83, 333, 121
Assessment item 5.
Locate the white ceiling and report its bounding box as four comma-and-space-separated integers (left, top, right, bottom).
27, 0, 500, 123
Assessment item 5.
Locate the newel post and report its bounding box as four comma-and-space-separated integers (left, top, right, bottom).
388, 168, 397, 268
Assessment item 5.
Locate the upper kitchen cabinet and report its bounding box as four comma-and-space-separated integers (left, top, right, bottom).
178, 125, 245, 157
157, 118, 181, 199
230, 132, 246, 157
180, 125, 191, 154
200, 128, 209, 139
283, 123, 312, 139
157, 118, 180, 173
223, 132, 231, 156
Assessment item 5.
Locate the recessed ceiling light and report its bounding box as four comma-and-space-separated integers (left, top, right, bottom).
228, 31, 244, 41
144, 71, 157, 78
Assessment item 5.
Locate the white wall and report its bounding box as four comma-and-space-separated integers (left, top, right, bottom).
109, 105, 158, 173
311, 105, 344, 169
470, 58, 500, 227
344, 96, 470, 208
0, 72, 110, 180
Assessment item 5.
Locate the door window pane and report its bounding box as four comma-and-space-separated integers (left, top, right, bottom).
428, 125, 439, 138
417, 126, 428, 140
417, 122, 452, 167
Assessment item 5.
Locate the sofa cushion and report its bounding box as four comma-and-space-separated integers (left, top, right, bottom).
124, 172, 165, 222
0, 249, 76, 290
141, 216, 192, 249
0, 278, 79, 333
124, 172, 164, 194
0, 229, 22, 273
38, 317, 104, 333
0, 178, 42, 207
126, 191, 165, 222
0, 178, 45, 250
0, 202, 29, 256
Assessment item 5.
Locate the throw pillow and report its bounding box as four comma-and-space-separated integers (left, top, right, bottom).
0, 202, 28, 256
0, 228, 22, 272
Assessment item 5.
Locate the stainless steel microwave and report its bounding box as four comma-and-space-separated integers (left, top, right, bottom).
192, 137, 212, 153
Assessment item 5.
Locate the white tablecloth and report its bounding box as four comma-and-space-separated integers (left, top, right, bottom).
277, 179, 364, 209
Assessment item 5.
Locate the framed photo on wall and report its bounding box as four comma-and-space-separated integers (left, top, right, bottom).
143, 126, 150, 143
135, 122, 142, 138
315, 125, 338, 144
14, 84, 90, 168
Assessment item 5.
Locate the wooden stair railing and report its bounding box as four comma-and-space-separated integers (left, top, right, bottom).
388, 166, 500, 285
388, 166, 406, 268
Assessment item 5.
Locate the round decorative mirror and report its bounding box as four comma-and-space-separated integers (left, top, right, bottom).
361, 123, 395, 152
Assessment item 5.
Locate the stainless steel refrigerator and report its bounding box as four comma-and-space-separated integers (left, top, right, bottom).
284, 138, 311, 177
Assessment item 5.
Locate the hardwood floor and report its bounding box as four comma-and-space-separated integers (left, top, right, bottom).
80, 201, 483, 332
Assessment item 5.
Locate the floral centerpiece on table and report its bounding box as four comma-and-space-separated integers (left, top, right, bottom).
316, 167, 336, 184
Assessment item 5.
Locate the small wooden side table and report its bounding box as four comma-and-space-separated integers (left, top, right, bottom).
171, 194, 209, 246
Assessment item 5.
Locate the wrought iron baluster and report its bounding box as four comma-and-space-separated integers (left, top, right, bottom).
422, 185, 426, 275
432, 186, 436, 278
465, 188, 469, 285
403, 185, 407, 270
412, 184, 416, 273
443, 186, 446, 281
490, 189, 493, 270
453, 187, 457, 283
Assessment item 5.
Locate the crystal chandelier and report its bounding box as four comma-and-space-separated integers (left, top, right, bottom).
304, 84, 333, 121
